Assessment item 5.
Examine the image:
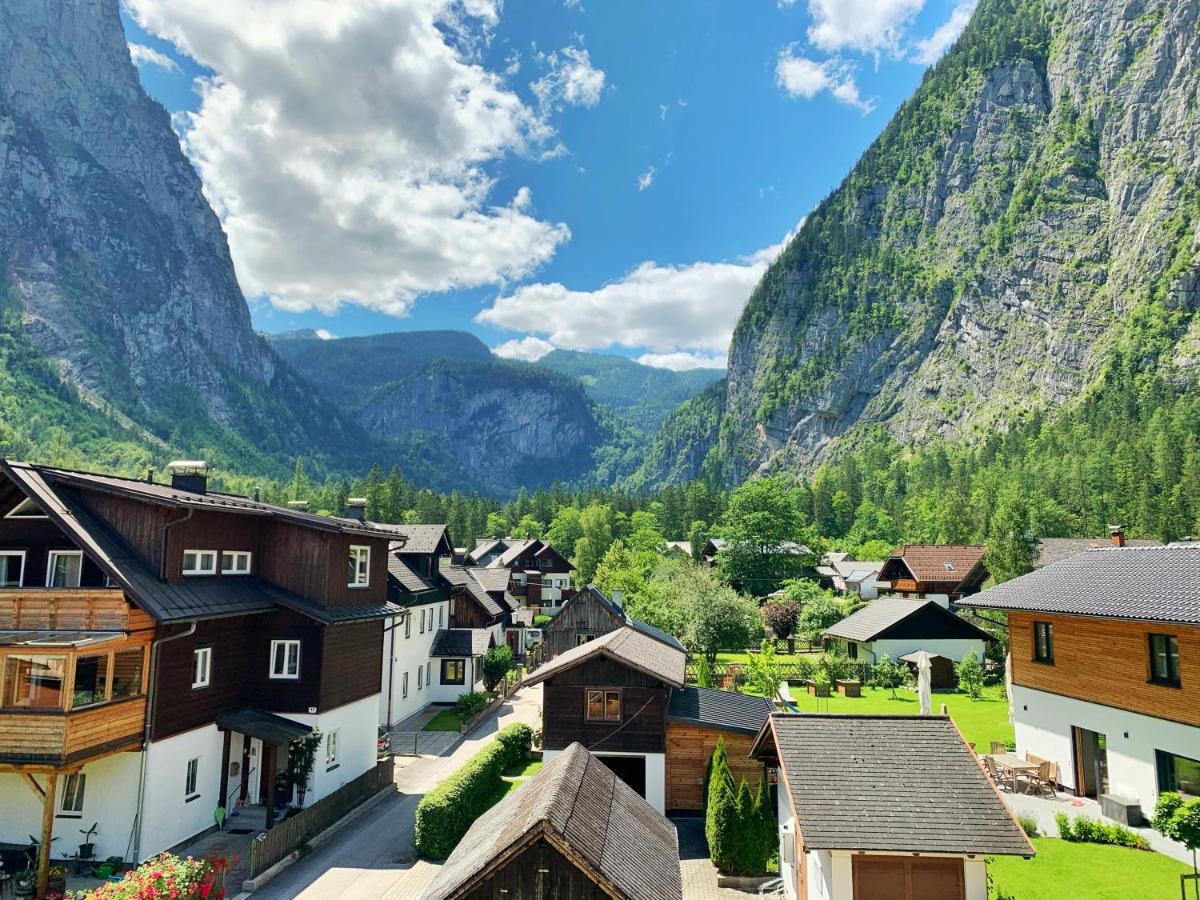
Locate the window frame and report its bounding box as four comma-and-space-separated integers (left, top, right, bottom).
1148, 633, 1181, 687
0, 550, 26, 588
5, 497, 47, 519
46, 550, 83, 588
220, 551, 252, 575
404, 613, 412, 639
426, 660, 431, 687
438, 605, 444, 627
585, 689, 621, 722
184, 757, 200, 801
192, 647, 212, 689
402, 671, 409, 698
347, 545, 371, 588
575, 633, 596, 646
1033, 621, 1054, 664
269, 639, 302, 680
417, 665, 423, 690
1156, 749, 1200, 801
58, 772, 86, 818
325, 729, 339, 771
182, 549, 218, 577
441, 659, 465, 685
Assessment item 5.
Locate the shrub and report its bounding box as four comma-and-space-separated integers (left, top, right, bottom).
414, 723, 532, 860
1153, 791, 1200, 877
1056, 813, 1150, 850
1017, 815, 1040, 838
533, 614, 553, 628
455, 691, 489, 719
791, 657, 816, 683
65, 853, 232, 899
745, 640, 784, 698
705, 738, 775, 875
762, 600, 801, 641
482, 645, 514, 691
817, 652, 852, 683
707, 772, 739, 873
696, 656, 713, 688
870, 654, 908, 698
955, 650, 985, 699
751, 778, 777, 874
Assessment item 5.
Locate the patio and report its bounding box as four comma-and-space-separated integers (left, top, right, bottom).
387, 705, 463, 757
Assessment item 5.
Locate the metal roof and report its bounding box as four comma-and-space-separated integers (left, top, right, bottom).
823, 598, 993, 643
0, 630, 126, 648
215, 707, 312, 745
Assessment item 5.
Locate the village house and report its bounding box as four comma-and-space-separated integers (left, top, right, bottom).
877, 545, 988, 604
699, 537, 812, 569
959, 544, 1200, 821
465, 538, 575, 611
751, 714, 1032, 900
419, 742, 683, 900
1034, 525, 1160, 569
815, 552, 887, 600
543, 584, 684, 657
0, 460, 396, 894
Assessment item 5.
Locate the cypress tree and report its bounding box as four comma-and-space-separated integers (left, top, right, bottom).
704, 738, 733, 856
733, 778, 756, 874
752, 778, 777, 874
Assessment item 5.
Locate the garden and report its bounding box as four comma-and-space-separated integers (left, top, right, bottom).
988, 837, 1193, 899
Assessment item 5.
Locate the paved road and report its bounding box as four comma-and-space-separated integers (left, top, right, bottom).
251, 685, 542, 900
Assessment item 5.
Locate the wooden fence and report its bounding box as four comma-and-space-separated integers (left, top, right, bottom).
249, 758, 395, 877
685, 660, 875, 687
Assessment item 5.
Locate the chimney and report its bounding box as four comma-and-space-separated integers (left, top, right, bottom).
346, 497, 367, 522
166, 460, 210, 494
1108, 524, 1126, 547
611, 588, 622, 608
253, 486, 261, 503
146, 465, 156, 484
287, 500, 309, 511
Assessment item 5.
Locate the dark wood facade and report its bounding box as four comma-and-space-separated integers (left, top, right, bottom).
458, 836, 613, 900
542, 656, 669, 755
545, 590, 624, 656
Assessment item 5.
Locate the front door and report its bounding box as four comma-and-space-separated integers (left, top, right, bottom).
1073, 726, 1109, 798
505, 629, 520, 655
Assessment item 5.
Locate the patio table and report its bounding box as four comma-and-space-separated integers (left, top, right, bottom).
988, 753, 1039, 792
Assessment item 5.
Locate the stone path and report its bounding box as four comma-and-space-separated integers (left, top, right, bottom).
386, 706, 462, 757
674, 816, 765, 899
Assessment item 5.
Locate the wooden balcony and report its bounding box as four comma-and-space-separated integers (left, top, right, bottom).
0, 696, 146, 769
0, 587, 149, 631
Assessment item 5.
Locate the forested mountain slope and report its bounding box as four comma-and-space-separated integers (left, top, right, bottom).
637, 0, 1200, 488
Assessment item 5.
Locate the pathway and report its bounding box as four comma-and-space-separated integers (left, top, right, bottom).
386, 705, 461, 757
674, 817, 768, 899
249, 684, 542, 900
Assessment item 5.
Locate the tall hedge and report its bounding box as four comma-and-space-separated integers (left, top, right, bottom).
704, 738, 777, 875
413, 722, 533, 860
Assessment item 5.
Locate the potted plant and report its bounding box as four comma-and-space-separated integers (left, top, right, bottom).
47, 864, 67, 895
287, 730, 322, 808
13, 868, 34, 899
77, 822, 98, 861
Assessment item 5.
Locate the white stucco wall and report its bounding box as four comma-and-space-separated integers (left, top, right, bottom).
427, 655, 485, 704
289, 694, 379, 803
139, 723, 225, 859
869, 637, 985, 664
0, 751, 142, 863
777, 799, 798, 900
1012, 683, 1200, 809
379, 601, 449, 727
541, 749, 666, 813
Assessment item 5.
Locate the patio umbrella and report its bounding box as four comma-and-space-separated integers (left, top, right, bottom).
915, 652, 933, 715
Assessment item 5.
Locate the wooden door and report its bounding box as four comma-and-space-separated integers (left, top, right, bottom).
852, 856, 965, 900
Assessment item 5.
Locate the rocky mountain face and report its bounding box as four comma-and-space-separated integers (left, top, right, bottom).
0, 0, 357, 473
638, 0, 1200, 488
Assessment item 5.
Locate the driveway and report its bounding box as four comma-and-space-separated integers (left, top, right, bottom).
249, 685, 542, 900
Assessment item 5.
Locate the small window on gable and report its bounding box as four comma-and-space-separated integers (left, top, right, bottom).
182, 550, 217, 576
348, 545, 371, 588
5, 497, 47, 519
192, 647, 211, 689
586, 689, 621, 722
221, 551, 252, 575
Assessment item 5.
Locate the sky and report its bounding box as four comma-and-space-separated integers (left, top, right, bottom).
120, 0, 976, 371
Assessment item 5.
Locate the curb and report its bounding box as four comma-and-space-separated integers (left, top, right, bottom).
239, 782, 397, 895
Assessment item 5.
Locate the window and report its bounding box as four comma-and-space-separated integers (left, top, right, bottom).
1149, 634, 1181, 686
185, 757, 200, 800
71, 653, 109, 708
192, 647, 212, 689
0, 550, 25, 587
347, 545, 371, 588
575, 633, 596, 646
46, 551, 83, 588
438, 605, 444, 627
404, 614, 412, 639
58, 773, 85, 817
847, 642, 858, 660
426, 660, 431, 687
220, 551, 252, 575
420, 609, 426, 634
270, 640, 301, 679
417, 666, 423, 690
1033, 621, 1054, 664
325, 730, 339, 770
5, 497, 47, 519
441, 659, 465, 685
586, 689, 621, 722
402, 671, 409, 698
3, 654, 65, 708
110, 648, 144, 700
182, 550, 217, 576
1157, 750, 1200, 800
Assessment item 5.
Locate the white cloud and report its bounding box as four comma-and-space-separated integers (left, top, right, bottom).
637, 166, 656, 191
563, 0, 585, 9
775, 47, 875, 113
806, 0, 925, 56
659, 103, 668, 121
912, 0, 977, 64
128, 43, 179, 72
638, 351, 727, 371
531, 45, 606, 111
314, 329, 335, 340
125, 0, 573, 317
475, 225, 799, 362
492, 335, 556, 361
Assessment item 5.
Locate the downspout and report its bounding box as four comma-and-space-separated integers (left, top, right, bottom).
131, 620, 196, 863
383, 613, 406, 728
159, 508, 193, 578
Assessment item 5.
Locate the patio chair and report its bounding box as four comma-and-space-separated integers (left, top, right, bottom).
990, 741, 1008, 755
1018, 760, 1057, 798
984, 755, 1009, 790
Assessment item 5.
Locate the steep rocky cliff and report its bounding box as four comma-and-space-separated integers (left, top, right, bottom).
637, 0, 1200, 488
0, 0, 357, 473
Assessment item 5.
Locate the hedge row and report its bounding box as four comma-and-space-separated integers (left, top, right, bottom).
413, 723, 533, 860
705, 737, 776, 875
1054, 812, 1150, 850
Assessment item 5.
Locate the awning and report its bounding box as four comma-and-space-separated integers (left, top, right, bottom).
215, 707, 312, 745
0, 630, 126, 648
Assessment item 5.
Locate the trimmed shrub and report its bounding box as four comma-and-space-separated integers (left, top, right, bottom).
533, 614, 553, 628
707, 773, 739, 873
413, 723, 533, 860
455, 691, 489, 719
1056, 813, 1150, 850
1017, 815, 1040, 838
696, 656, 713, 689
752, 778, 777, 874
705, 737, 776, 875
482, 645, 514, 691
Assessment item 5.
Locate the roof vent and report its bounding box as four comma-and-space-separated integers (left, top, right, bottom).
166, 460, 210, 494
1108, 524, 1126, 547
346, 497, 367, 522
943, 562, 954, 571
287, 500, 310, 511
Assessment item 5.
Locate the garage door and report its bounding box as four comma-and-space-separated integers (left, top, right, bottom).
596, 754, 647, 798
852, 856, 964, 900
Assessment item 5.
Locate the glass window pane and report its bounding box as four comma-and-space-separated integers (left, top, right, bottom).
3, 654, 66, 708
49, 553, 82, 588
72, 653, 109, 708
0, 553, 23, 587
605, 691, 620, 720
587, 690, 604, 719
111, 649, 143, 700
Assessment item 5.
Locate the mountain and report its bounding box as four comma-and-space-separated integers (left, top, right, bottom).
0, 0, 359, 476
636, 0, 1200, 489
535, 350, 723, 433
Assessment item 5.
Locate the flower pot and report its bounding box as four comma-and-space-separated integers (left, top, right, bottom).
78, 842, 95, 860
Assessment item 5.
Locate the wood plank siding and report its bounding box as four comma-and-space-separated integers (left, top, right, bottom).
460, 836, 611, 900
0, 696, 146, 764
1010, 611, 1200, 727
0, 589, 149, 631
545, 592, 623, 657
543, 657, 668, 755
319, 620, 385, 710
665, 723, 764, 811
0, 512, 111, 588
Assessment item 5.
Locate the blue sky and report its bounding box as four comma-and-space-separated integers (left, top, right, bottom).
121, 0, 975, 369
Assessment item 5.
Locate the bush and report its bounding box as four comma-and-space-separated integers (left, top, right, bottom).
791, 657, 816, 683
696, 656, 713, 688
1152, 791, 1200, 868
414, 723, 532, 860
455, 691, 489, 719
533, 614, 553, 628
1017, 816, 1039, 838
482, 645, 514, 691
1055, 813, 1150, 850
762, 600, 801, 641
65, 853, 232, 899
817, 652, 853, 683
870, 654, 908, 698
955, 650, 985, 699
705, 738, 775, 875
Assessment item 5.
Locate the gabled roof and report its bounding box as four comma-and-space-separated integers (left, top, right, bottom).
524, 626, 686, 688
752, 715, 1032, 857
467, 566, 512, 594
389, 553, 438, 595
392, 524, 453, 556
880, 544, 987, 584
430, 628, 494, 658
959, 545, 1200, 625
1035, 536, 1161, 569
496, 538, 540, 567
823, 598, 992, 643
421, 743, 682, 900
440, 564, 505, 618
667, 686, 774, 735
554, 586, 687, 652
703, 538, 811, 557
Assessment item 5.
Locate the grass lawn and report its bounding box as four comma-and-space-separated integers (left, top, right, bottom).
422, 709, 464, 732
988, 838, 1195, 899
503, 758, 544, 778
784, 683, 1013, 751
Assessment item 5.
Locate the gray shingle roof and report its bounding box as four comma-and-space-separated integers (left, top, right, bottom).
421, 743, 682, 900
430, 628, 493, 657
667, 686, 774, 735
1035, 537, 1162, 569
759, 715, 1032, 857
467, 566, 512, 593
392, 524, 451, 556
388, 554, 437, 594
439, 564, 506, 618
960, 545, 1200, 624
823, 598, 992, 643
524, 626, 686, 688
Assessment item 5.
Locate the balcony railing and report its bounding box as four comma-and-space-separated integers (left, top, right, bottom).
0, 588, 138, 630
0, 695, 146, 765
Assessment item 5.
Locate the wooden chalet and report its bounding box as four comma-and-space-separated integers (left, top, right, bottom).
0, 460, 398, 894
465, 538, 575, 610
544, 585, 684, 657
878, 545, 988, 603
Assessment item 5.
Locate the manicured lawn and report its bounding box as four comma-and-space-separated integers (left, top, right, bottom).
988, 838, 1195, 899
503, 758, 543, 778
784, 683, 1013, 751
422, 709, 464, 732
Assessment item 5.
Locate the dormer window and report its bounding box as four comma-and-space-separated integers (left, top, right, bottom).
0, 551, 25, 587
46, 551, 82, 588
5, 497, 47, 519
221, 551, 252, 575
182, 550, 218, 576
348, 545, 370, 588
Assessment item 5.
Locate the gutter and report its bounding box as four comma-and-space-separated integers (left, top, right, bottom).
158, 508, 193, 579
131, 620, 196, 863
